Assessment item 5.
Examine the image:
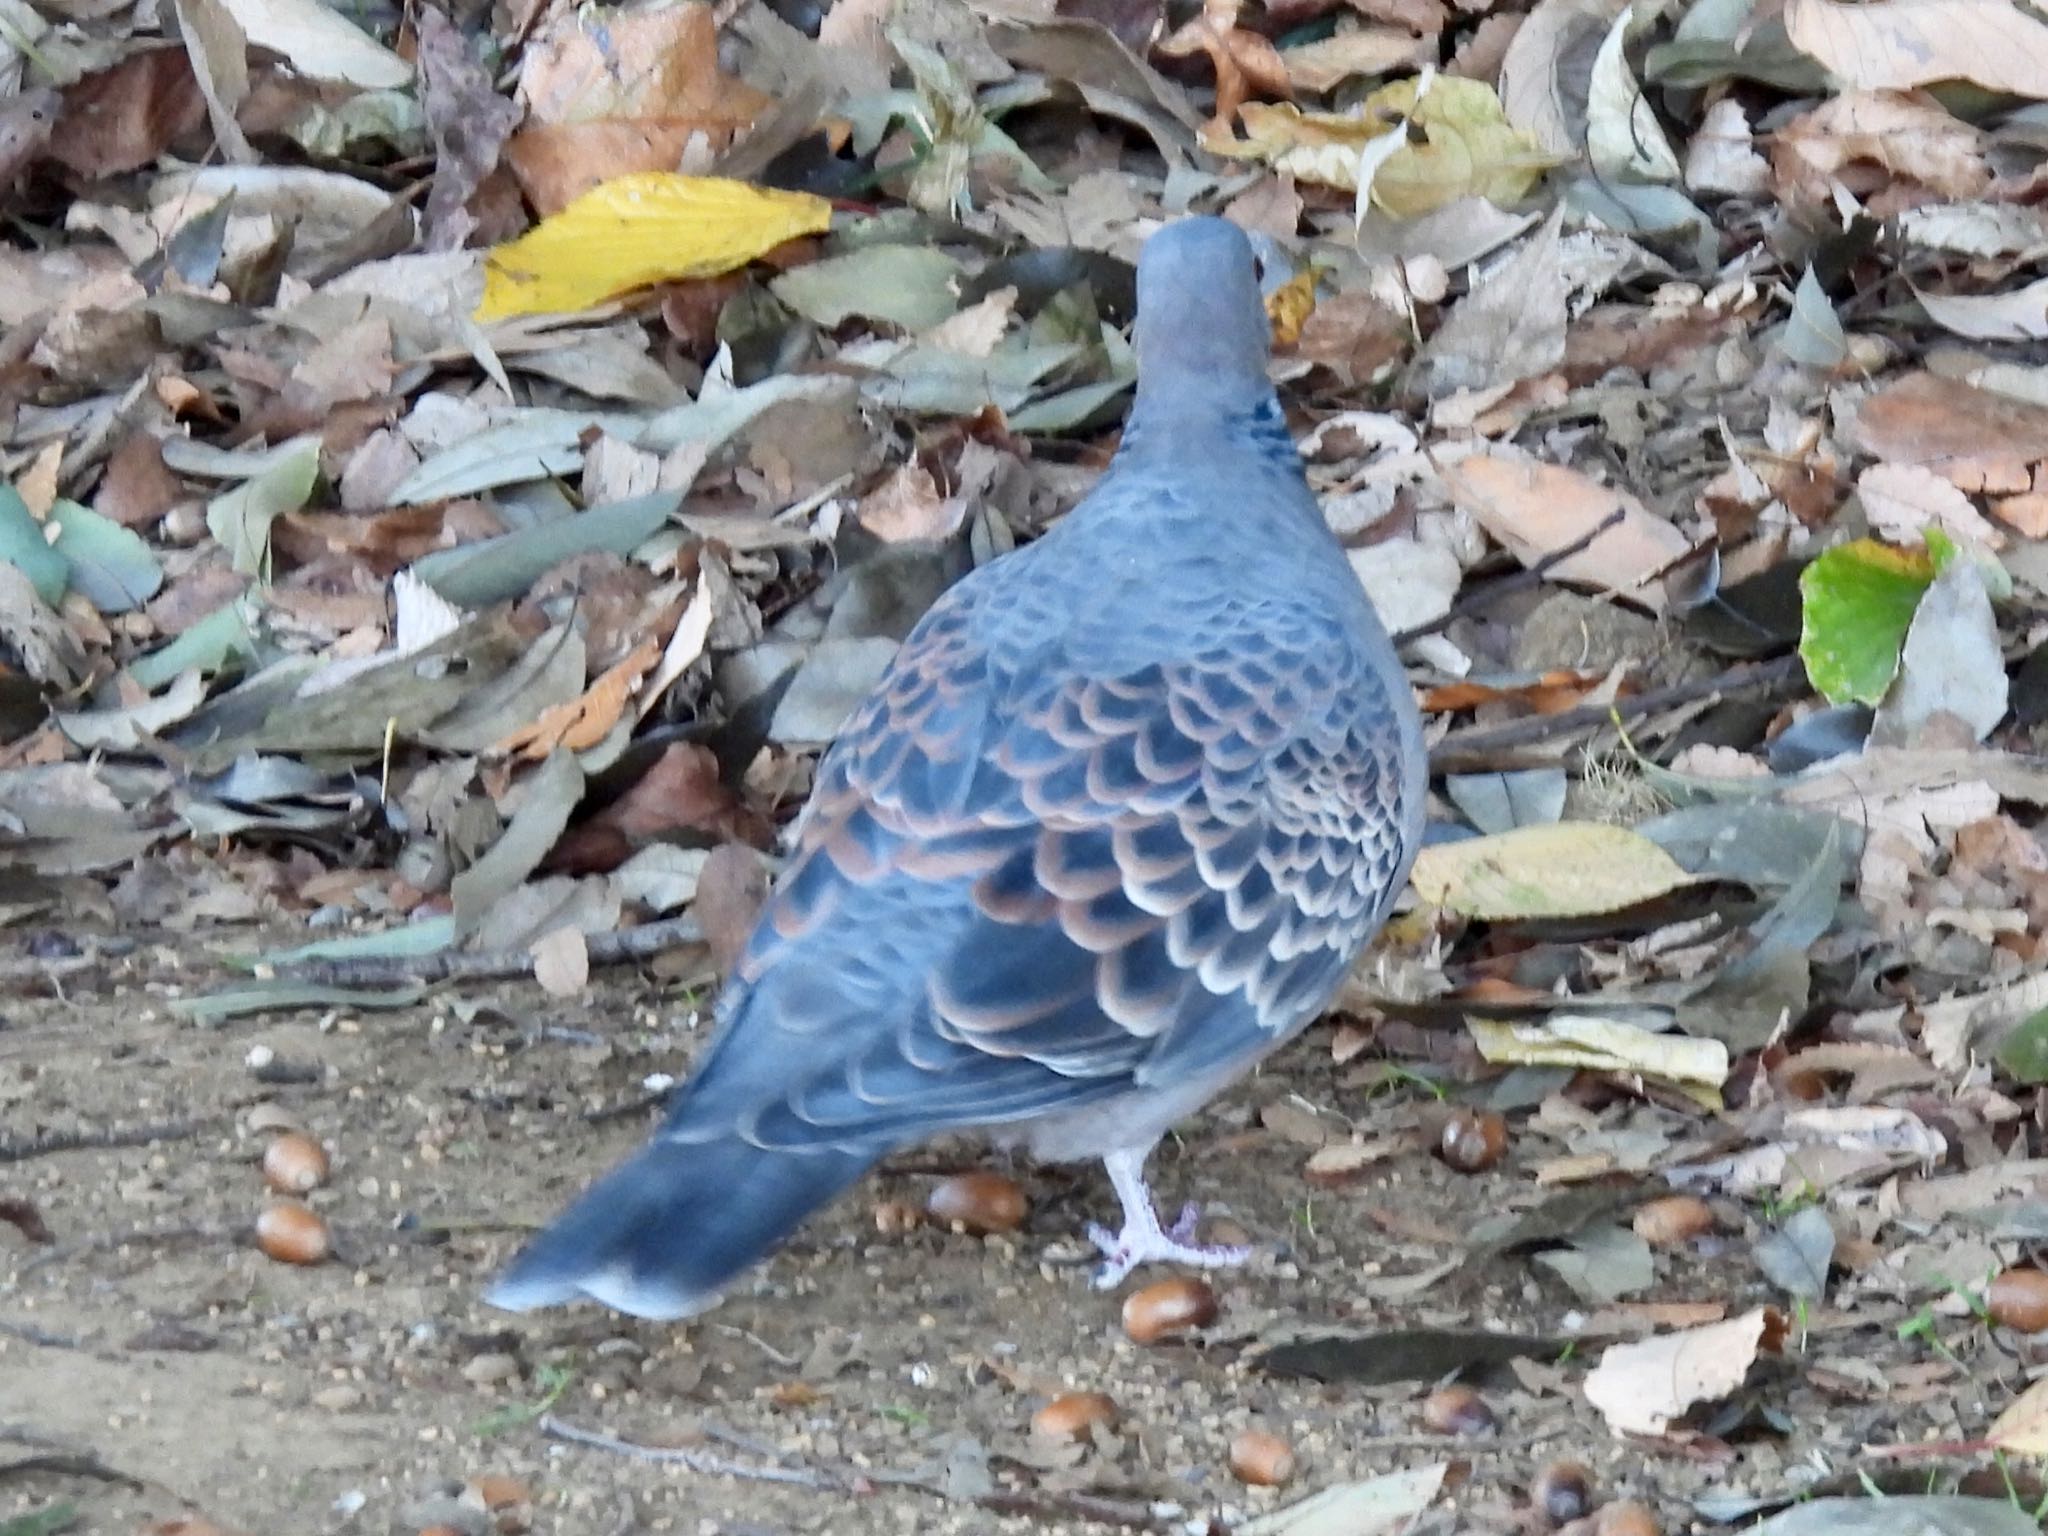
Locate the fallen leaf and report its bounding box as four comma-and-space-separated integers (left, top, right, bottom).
1215, 77, 1557, 213
1581, 1307, 1782, 1435
477, 174, 832, 321
1469, 1014, 1729, 1105
1785, 0, 2048, 98
1856, 463, 2005, 549
1870, 553, 2009, 746
1771, 91, 1990, 216
1797, 538, 1935, 707
531, 924, 590, 996
1439, 447, 1694, 611
495, 635, 663, 759
1410, 822, 1699, 918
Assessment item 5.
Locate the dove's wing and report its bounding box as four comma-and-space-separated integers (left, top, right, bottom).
664, 568, 1418, 1154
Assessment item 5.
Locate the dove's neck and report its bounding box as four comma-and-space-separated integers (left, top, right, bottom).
1120, 376, 1302, 486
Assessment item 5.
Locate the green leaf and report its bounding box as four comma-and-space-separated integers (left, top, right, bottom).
1997, 1007, 2048, 1085
206, 437, 321, 576
0, 484, 69, 604
125, 596, 261, 691
770, 243, 964, 330
46, 498, 162, 613
1798, 538, 1934, 705
0, 1503, 78, 1536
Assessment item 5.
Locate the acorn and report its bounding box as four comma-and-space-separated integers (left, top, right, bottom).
926, 1172, 1028, 1234
261, 1132, 329, 1194
1228, 1428, 1296, 1487
255, 1200, 330, 1265
1420, 1383, 1496, 1436
1531, 1461, 1596, 1527
1121, 1276, 1219, 1344
1031, 1392, 1118, 1442
1631, 1194, 1713, 1247
1437, 1109, 1508, 1173
1988, 1267, 2048, 1333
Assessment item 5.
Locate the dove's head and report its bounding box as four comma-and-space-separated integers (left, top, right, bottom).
1132, 217, 1273, 405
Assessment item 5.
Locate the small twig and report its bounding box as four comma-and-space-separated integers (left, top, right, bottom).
0, 1320, 83, 1350
270, 914, 705, 990
1392, 507, 1629, 646
0, 1119, 207, 1165
708, 1325, 801, 1370
582, 1089, 671, 1125
538, 1414, 851, 1490
0, 1451, 145, 1490
20, 1222, 237, 1275
1428, 653, 1805, 769
0, 955, 94, 984
1859, 1437, 1994, 1461
540, 1415, 1180, 1531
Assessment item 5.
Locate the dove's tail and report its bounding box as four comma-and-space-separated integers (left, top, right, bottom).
485, 1136, 876, 1320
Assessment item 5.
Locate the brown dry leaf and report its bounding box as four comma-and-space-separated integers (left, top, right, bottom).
496, 635, 663, 759
1294, 287, 1410, 384
1581, 1308, 1784, 1435
531, 924, 590, 997
417, 6, 523, 252
1158, 0, 1293, 130
549, 742, 774, 874
1849, 371, 2048, 491
1279, 26, 1429, 92
503, 122, 723, 217
1993, 475, 2048, 538
1419, 669, 1611, 715
858, 464, 966, 543
1446, 13, 1521, 80
94, 434, 185, 529
693, 840, 774, 980
506, 1, 771, 213
1341, 0, 1446, 33
1770, 90, 1991, 217
1785, 0, 2048, 99
0, 88, 60, 188
1438, 446, 1695, 612
45, 47, 209, 179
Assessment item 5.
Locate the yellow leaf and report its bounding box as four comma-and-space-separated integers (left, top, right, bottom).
1410, 822, 1696, 919
1469, 1015, 1728, 1108
1265, 267, 1319, 347
477, 173, 832, 321
1212, 78, 1556, 216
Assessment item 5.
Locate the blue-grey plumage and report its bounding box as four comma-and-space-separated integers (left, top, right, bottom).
487, 216, 1427, 1320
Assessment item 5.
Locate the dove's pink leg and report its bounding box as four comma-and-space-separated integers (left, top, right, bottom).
1087, 1145, 1252, 1290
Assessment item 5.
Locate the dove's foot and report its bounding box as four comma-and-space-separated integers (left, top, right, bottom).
1087, 1145, 1251, 1290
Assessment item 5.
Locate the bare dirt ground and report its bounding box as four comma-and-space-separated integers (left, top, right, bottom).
2, 929, 2031, 1536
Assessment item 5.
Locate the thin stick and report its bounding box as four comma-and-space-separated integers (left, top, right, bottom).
271, 913, 705, 989
540, 1415, 1178, 1531
0, 1119, 206, 1165
538, 1414, 850, 1490
1392, 507, 1630, 645
1428, 654, 1804, 769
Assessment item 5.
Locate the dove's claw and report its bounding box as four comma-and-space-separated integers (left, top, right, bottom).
1087, 1147, 1253, 1290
